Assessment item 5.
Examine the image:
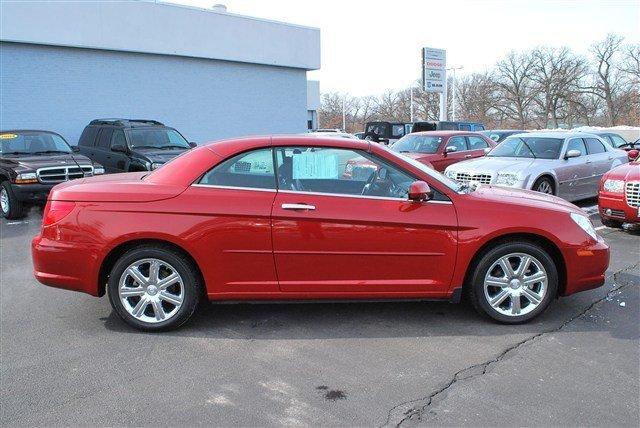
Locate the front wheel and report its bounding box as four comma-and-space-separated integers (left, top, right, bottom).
107, 245, 202, 331
468, 242, 558, 324
1, 181, 26, 219
532, 177, 555, 195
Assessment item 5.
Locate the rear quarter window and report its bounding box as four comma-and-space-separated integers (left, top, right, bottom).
78, 127, 98, 147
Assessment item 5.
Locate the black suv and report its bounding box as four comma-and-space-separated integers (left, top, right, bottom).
1, 130, 104, 219
77, 119, 195, 173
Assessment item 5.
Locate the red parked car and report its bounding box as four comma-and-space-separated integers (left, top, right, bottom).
32, 136, 609, 331
390, 131, 497, 172
598, 149, 640, 228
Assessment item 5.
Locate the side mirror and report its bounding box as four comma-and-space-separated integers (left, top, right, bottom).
628, 149, 639, 161
408, 180, 432, 202
483, 147, 492, 154
189, 142, 197, 148
111, 144, 127, 153
444, 146, 458, 154
565, 149, 581, 159
71, 146, 80, 153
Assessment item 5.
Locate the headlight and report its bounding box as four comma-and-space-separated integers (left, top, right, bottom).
495, 172, 520, 186
151, 162, 164, 170
93, 167, 105, 175
15, 172, 38, 184
603, 179, 624, 193
570, 212, 598, 241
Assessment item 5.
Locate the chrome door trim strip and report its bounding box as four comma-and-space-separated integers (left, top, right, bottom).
277, 189, 453, 204
191, 184, 277, 193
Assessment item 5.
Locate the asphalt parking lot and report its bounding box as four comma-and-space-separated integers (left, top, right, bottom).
1, 204, 638, 427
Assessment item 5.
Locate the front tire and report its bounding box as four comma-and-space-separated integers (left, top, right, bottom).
533, 177, 555, 195
468, 241, 558, 324
1, 181, 26, 219
107, 245, 202, 331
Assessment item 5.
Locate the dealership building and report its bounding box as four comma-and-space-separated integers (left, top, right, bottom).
0, 1, 321, 144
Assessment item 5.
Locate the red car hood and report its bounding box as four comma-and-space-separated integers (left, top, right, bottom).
49, 172, 186, 203
467, 185, 583, 214
603, 162, 639, 181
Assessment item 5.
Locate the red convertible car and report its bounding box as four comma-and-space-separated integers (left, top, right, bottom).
391, 131, 497, 172
32, 136, 609, 331
598, 149, 639, 227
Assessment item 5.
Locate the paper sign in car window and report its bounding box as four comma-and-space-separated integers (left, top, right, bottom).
0, 134, 18, 139
292, 152, 339, 179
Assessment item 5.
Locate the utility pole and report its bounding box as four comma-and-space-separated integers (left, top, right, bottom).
447, 66, 463, 121
342, 95, 346, 131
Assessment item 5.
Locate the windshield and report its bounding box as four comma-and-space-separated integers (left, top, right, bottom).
0, 131, 72, 155
391, 135, 443, 154
490, 137, 563, 159
381, 145, 463, 192
128, 128, 190, 150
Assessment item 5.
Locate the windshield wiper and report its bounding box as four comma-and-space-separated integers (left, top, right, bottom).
132, 145, 160, 150
517, 138, 537, 158
1, 151, 30, 155
160, 145, 189, 150
32, 150, 72, 155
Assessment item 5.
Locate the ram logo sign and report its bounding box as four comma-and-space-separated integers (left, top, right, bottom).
422, 47, 446, 93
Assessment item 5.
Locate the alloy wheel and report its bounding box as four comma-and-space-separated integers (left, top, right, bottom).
536, 181, 553, 194
118, 258, 184, 324
483, 253, 548, 317
0, 188, 9, 214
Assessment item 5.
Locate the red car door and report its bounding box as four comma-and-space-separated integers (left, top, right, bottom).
437, 135, 468, 170
271, 145, 458, 297
466, 135, 492, 160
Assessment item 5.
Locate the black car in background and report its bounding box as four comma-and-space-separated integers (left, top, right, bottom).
77, 119, 196, 173
1, 130, 104, 219
479, 129, 527, 143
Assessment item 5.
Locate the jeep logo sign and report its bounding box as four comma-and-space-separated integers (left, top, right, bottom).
422, 47, 446, 93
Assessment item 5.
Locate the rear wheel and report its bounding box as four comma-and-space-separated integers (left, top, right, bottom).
468, 241, 558, 324
1, 181, 26, 219
533, 177, 555, 195
107, 245, 202, 331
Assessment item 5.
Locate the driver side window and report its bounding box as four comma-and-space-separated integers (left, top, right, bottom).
566, 138, 586, 156
274, 146, 415, 199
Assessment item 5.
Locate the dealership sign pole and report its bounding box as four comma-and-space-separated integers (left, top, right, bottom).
422, 47, 447, 121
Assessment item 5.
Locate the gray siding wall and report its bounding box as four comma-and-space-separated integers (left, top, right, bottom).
1, 42, 308, 144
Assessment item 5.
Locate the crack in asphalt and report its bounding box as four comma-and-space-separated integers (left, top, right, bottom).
380, 261, 639, 428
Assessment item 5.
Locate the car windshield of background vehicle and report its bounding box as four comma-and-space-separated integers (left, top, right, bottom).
489, 137, 563, 159
128, 128, 190, 150
0, 131, 72, 155
381, 146, 463, 192
391, 135, 443, 154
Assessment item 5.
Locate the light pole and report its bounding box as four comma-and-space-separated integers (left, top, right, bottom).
447, 66, 463, 121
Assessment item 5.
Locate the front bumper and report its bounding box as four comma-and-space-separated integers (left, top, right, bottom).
562, 235, 610, 296
11, 183, 54, 203
598, 193, 639, 224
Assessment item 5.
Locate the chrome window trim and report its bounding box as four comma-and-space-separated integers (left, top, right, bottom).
277, 189, 453, 204
190, 184, 452, 204
191, 184, 277, 193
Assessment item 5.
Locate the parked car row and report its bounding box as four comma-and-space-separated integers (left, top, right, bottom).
1, 118, 194, 219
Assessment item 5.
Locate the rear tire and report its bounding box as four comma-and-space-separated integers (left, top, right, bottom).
532, 177, 555, 195
467, 241, 558, 324
107, 245, 202, 332
1, 181, 26, 220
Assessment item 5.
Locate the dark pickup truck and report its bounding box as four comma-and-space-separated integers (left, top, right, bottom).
0, 130, 104, 219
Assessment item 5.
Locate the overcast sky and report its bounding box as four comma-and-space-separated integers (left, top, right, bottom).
171, 0, 639, 96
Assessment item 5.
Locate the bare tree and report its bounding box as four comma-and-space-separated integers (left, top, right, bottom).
494, 51, 538, 127
586, 34, 626, 126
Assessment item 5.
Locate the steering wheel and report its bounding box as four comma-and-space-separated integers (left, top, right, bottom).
361, 169, 378, 195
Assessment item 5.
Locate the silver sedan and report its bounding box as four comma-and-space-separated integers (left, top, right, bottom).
444, 132, 628, 201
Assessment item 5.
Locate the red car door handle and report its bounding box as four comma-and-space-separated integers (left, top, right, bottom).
465, 154, 472, 158
282, 203, 316, 211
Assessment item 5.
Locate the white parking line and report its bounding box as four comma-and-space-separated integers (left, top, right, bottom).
595, 225, 608, 231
